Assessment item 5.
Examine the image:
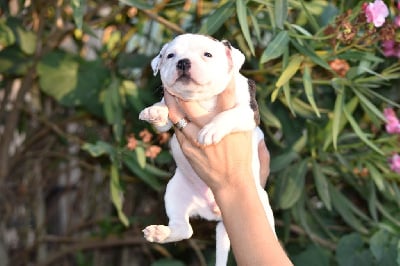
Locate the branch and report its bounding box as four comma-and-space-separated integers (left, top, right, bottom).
275, 219, 337, 250
37, 236, 146, 266
140, 9, 185, 34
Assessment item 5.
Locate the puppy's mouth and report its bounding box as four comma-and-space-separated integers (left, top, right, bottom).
176, 73, 192, 84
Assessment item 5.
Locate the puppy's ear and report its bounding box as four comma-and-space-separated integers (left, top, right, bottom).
222, 40, 245, 71
151, 43, 169, 76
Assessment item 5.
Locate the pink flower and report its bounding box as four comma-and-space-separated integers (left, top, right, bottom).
365, 0, 389, 27
389, 154, 400, 174
382, 40, 397, 57
384, 108, 400, 134
395, 16, 400, 28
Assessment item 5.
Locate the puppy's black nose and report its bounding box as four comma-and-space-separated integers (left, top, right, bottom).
177, 58, 191, 71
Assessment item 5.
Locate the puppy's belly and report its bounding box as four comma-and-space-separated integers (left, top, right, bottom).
170, 135, 221, 221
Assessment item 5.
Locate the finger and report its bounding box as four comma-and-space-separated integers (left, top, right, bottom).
175, 123, 201, 147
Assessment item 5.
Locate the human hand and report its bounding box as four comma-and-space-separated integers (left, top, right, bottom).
175, 129, 254, 193
164, 85, 270, 185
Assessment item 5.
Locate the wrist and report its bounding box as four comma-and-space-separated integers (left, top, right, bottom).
212, 170, 255, 203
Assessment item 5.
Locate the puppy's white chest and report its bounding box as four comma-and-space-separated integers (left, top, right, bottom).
197, 97, 217, 112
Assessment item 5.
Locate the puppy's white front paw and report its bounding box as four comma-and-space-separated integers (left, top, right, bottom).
139, 105, 169, 127
198, 122, 229, 145
142, 225, 171, 243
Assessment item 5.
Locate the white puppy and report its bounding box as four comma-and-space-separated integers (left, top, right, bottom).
139, 34, 275, 266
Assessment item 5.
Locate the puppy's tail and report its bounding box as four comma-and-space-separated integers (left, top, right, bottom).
215, 221, 230, 266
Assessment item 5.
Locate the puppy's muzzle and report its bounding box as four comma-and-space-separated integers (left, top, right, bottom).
177, 58, 191, 72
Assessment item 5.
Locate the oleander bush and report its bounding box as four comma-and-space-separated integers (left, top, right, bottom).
1, 0, 400, 265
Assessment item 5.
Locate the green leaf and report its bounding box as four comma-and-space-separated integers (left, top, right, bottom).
303, 65, 320, 117
299, 0, 320, 32
311, 160, 331, 211
292, 244, 330, 266
104, 76, 123, 142
122, 152, 164, 191
329, 185, 368, 233
37, 51, 108, 116
282, 82, 295, 115
331, 88, 343, 150
270, 149, 298, 173
135, 146, 146, 168
199, 1, 235, 35
0, 21, 15, 47
290, 39, 331, 70
151, 258, 185, 266
236, 0, 255, 55
119, 0, 153, 9
274, 0, 287, 30
249, 12, 261, 41
352, 87, 385, 121
15, 25, 36, 55
110, 164, 129, 227
0, 46, 32, 75
260, 31, 289, 64
366, 162, 385, 191
71, 0, 84, 29
278, 160, 307, 209
258, 103, 281, 128
5, 18, 36, 54
343, 105, 384, 155
82, 141, 115, 157
336, 233, 374, 266
275, 54, 303, 88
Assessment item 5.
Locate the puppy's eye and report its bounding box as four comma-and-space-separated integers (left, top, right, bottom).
204, 52, 212, 58
167, 53, 175, 59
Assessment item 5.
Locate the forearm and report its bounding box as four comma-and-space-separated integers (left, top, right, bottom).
214, 178, 293, 266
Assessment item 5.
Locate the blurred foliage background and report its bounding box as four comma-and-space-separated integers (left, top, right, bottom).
1, 0, 400, 265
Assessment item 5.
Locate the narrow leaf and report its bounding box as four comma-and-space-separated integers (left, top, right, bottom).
299, 0, 319, 32
199, 1, 235, 35
71, 0, 84, 30
82, 141, 114, 157
283, 82, 295, 115
343, 105, 384, 155
110, 164, 129, 227
332, 92, 343, 150
275, 54, 303, 88
303, 65, 320, 117
366, 162, 385, 191
135, 146, 146, 168
260, 31, 289, 63
274, 0, 288, 30
329, 184, 368, 233
352, 87, 385, 121
259, 103, 282, 128
312, 160, 332, 210
279, 160, 307, 209
270, 150, 299, 173
118, 0, 153, 9
290, 39, 331, 70
236, 0, 255, 55
123, 152, 163, 191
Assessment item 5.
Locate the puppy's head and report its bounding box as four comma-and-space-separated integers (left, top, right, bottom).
151, 34, 245, 101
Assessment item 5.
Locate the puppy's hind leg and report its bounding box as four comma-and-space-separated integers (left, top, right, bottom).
215, 221, 230, 266
143, 171, 194, 243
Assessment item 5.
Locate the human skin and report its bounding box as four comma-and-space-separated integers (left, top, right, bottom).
163, 88, 293, 266
164, 82, 270, 186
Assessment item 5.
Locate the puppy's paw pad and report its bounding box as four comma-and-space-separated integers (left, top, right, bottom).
142, 225, 171, 243
139, 106, 169, 126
